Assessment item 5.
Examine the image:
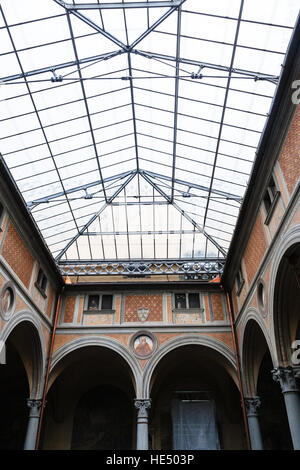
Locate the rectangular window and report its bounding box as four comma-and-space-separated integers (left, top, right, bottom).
35, 268, 47, 297
236, 266, 244, 296
101, 294, 113, 310
87, 294, 113, 311
88, 295, 99, 310
174, 293, 201, 309
175, 294, 187, 309
263, 175, 280, 224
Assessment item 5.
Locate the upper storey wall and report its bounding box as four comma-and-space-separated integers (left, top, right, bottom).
0, 171, 62, 345
231, 104, 300, 322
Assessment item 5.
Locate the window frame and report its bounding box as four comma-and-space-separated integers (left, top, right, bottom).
84, 293, 115, 313
236, 266, 245, 296
35, 267, 48, 298
263, 175, 280, 225
173, 292, 204, 312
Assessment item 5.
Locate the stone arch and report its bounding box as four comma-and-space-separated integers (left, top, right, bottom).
239, 310, 275, 396
143, 334, 237, 399
269, 224, 300, 365
0, 310, 46, 398
50, 335, 142, 397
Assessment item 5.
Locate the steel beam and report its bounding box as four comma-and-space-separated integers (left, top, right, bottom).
26, 171, 135, 208
0, 50, 125, 83
133, 49, 279, 82
58, 258, 225, 277
55, 171, 137, 261
129, 1, 186, 50
53, 0, 128, 50
82, 229, 206, 236
57, 1, 183, 9
141, 170, 242, 201
140, 171, 227, 256
203, 0, 244, 229
171, 4, 182, 201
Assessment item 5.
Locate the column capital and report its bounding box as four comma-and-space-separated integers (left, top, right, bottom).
134, 399, 151, 417
272, 366, 299, 393
244, 397, 261, 417
27, 399, 43, 418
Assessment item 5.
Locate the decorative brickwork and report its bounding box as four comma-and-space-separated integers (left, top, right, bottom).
204, 294, 210, 322
63, 296, 76, 323
278, 105, 300, 196
211, 294, 224, 321
124, 294, 163, 322
2, 223, 34, 288
244, 215, 268, 286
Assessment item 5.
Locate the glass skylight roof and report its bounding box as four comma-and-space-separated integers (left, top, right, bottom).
0, 0, 299, 264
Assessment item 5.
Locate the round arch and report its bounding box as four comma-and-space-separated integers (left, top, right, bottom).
50, 335, 142, 397
142, 334, 237, 399
239, 310, 275, 396
269, 225, 300, 365
0, 310, 46, 398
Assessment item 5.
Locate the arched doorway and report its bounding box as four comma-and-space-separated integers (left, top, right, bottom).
242, 318, 292, 449
71, 385, 133, 450
273, 243, 300, 364
0, 320, 43, 449
41, 345, 137, 450
148, 344, 246, 450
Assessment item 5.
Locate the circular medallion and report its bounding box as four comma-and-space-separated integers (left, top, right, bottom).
0, 282, 16, 321
130, 331, 157, 359
257, 279, 268, 318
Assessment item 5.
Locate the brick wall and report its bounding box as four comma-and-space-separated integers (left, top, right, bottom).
124, 294, 163, 322
1, 222, 34, 289
63, 296, 76, 323
278, 105, 300, 196
243, 214, 267, 287
211, 294, 224, 321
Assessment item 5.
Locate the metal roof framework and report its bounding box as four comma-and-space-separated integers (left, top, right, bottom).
0, 0, 299, 275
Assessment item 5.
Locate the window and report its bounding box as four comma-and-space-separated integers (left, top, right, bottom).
35, 268, 47, 297
174, 293, 201, 310
263, 175, 280, 224
236, 266, 244, 296
87, 294, 113, 311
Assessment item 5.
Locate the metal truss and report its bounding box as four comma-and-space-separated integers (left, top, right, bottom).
58, 258, 225, 278
26, 170, 135, 208
140, 170, 227, 256
55, 170, 137, 260
1, 0, 296, 269
56, 2, 184, 10
133, 49, 280, 83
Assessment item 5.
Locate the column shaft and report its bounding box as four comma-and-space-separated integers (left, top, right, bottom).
272, 367, 300, 450
24, 399, 42, 450
135, 399, 151, 450
245, 397, 263, 450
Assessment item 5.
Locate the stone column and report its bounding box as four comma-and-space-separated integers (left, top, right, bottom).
272, 367, 300, 450
244, 397, 263, 450
24, 399, 42, 450
134, 399, 151, 450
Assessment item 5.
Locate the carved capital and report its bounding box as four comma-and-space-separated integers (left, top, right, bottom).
27, 399, 43, 418
272, 367, 299, 393
244, 397, 261, 417
134, 399, 151, 418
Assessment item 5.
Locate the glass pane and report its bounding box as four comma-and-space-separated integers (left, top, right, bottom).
188, 293, 200, 309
